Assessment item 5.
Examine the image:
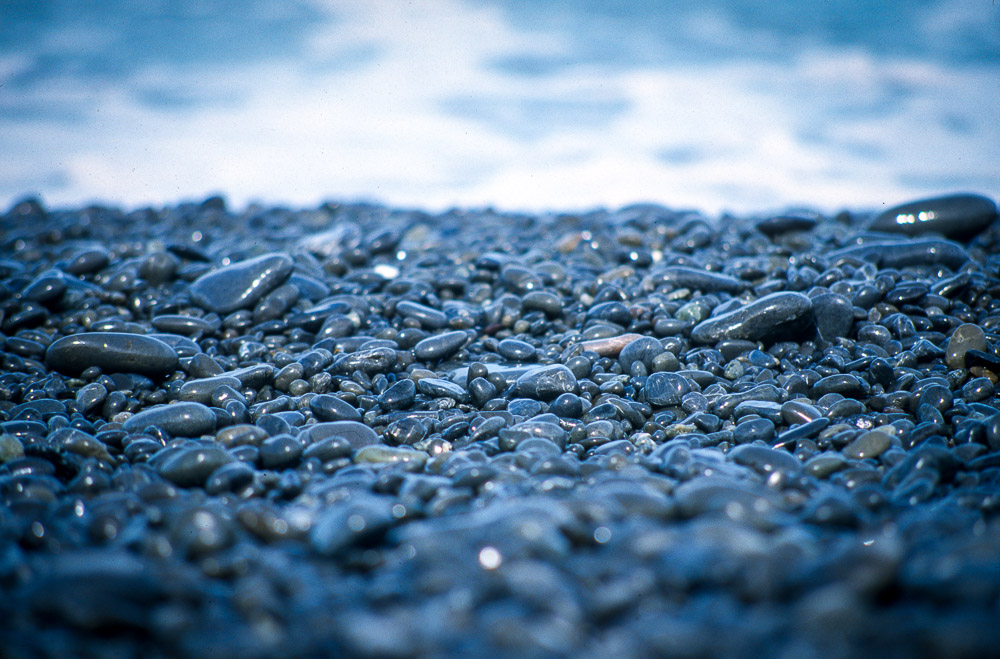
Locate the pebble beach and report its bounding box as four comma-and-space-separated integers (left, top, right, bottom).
1, 191, 999, 656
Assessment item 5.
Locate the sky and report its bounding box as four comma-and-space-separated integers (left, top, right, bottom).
1, 0, 998, 216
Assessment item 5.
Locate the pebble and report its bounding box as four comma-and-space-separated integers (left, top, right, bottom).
755, 213, 819, 237
514, 365, 579, 399
643, 372, 692, 407
378, 379, 417, 411
646, 266, 745, 294
45, 332, 179, 377
842, 430, 892, 460
413, 330, 469, 361
301, 421, 379, 449
870, 193, 997, 239
810, 292, 855, 341
690, 292, 813, 344
123, 402, 217, 436
828, 239, 970, 270
578, 333, 643, 357
189, 252, 294, 314
945, 323, 988, 370
158, 446, 235, 487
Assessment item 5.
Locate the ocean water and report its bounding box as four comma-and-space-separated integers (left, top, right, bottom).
1, 0, 998, 216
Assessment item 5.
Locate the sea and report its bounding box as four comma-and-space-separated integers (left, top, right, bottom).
1, 0, 998, 216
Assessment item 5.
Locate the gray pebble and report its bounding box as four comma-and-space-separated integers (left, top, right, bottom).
123, 402, 217, 436
46, 332, 179, 377
189, 253, 293, 314
691, 292, 813, 344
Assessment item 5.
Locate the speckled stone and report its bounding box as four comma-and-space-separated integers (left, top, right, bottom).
946, 323, 988, 370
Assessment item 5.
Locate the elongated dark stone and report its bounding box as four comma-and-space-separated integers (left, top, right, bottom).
189, 253, 293, 314
46, 332, 179, 377
870, 193, 997, 239
690, 292, 813, 344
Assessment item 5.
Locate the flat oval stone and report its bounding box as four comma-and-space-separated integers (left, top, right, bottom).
309, 394, 362, 422
416, 377, 468, 402
755, 213, 818, 237
413, 331, 469, 362
46, 332, 179, 377
691, 292, 813, 344
646, 266, 745, 294
189, 253, 293, 314
843, 430, 892, 460
123, 402, 217, 436
159, 446, 234, 487
618, 336, 664, 371
178, 376, 242, 404
781, 400, 824, 425
378, 378, 417, 411
870, 193, 997, 240
151, 314, 218, 335
578, 333, 644, 358
828, 239, 969, 270
396, 300, 448, 329
300, 421, 379, 449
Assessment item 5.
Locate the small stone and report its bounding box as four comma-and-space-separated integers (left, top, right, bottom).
870, 193, 997, 240
123, 402, 217, 436
578, 333, 644, 357
497, 339, 536, 361
810, 293, 855, 342
514, 365, 578, 400
259, 434, 303, 469
416, 377, 468, 402
158, 446, 235, 487
843, 430, 891, 460
646, 266, 745, 294
0, 434, 24, 463
946, 323, 988, 370
301, 421, 379, 449
828, 239, 970, 270
690, 292, 813, 344
189, 253, 294, 314
46, 333, 179, 377
414, 331, 469, 361
378, 379, 417, 411
643, 372, 692, 407
309, 394, 362, 422
755, 213, 819, 237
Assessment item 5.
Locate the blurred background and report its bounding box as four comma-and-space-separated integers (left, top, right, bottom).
1, 0, 998, 216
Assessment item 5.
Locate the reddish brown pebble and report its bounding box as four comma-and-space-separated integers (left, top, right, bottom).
578, 333, 643, 357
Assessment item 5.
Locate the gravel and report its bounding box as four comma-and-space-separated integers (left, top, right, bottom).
1, 191, 999, 657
